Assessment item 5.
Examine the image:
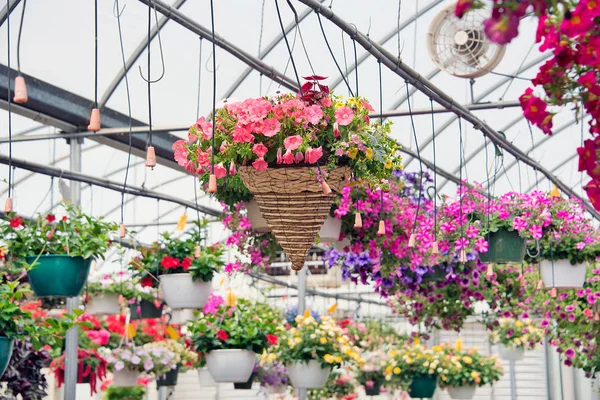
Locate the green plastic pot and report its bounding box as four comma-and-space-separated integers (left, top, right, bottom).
0, 337, 14, 378
364, 381, 382, 396
409, 375, 436, 399
478, 229, 526, 264
25, 255, 92, 297
422, 266, 447, 283
129, 300, 163, 320
157, 366, 179, 388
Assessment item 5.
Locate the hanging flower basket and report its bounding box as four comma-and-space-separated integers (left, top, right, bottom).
86, 294, 121, 316
26, 255, 92, 297
247, 199, 270, 233
364, 381, 382, 396
478, 229, 526, 264
0, 337, 14, 378
129, 299, 163, 320
113, 368, 139, 387
238, 166, 349, 271
205, 349, 256, 383
498, 344, 524, 362
447, 385, 476, 399
285, 359, 331, 389
540, 260, 586, 288
408, 375, 437, 399
159, 273, 212, 309
233, 372, 255, 390
197, 367, 217, 386
156, 366, 179, 388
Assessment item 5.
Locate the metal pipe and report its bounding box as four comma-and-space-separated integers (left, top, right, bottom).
380, 100, 520, 118
0, 154, 221, 216
297, 0, 600, 220
137, 0, 298, 92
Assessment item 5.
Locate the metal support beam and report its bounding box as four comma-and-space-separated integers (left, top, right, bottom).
137, 0, 298, 93
382, 100, 520, 118
0, 154, 221, 216
0, 0, 21, 27
298, 0, 600, 220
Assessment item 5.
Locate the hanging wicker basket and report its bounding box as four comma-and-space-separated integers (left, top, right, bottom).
237, 166, 349, 271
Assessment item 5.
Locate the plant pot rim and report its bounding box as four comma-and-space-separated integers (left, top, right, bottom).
159, 272, 211, 281
25, 254, 92, 260
209, 349, 255, 354
0, 336, 11, 340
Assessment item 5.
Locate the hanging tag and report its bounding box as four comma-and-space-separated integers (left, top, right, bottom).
225, 289, 237, 307
176, 213, 187, 231
550, 185, 560, 198
126, 324, 136, 339
219, 277, 225, 287
166, 325, 180, 340
328, 303, 338, 314
414, 337, 420, 346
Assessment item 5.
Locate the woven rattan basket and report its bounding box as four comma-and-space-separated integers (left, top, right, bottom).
238, 166, 349, 271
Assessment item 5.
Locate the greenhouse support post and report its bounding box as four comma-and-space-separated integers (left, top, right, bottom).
297, 267, 307, 400
64, 138, 82, 400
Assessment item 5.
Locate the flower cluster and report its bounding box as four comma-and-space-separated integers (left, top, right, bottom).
308, 370, 358, 400
256, 358, 289, 391
143, 340, 198, 370
101, 344, 177, 376
489, 318, 544, 349
175, 77, 401, 205
382, 343, 444, 390
438, 340, 504, 388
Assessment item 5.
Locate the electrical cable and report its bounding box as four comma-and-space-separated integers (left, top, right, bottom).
316, 12, 354, 96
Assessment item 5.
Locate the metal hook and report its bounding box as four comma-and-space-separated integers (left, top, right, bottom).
205, 50, 220, 73
526, 239, 540, 259
139, 0, 166, 83
113, 0, 126, 17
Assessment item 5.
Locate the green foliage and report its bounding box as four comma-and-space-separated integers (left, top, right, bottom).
1, 204, 117, 268
308, 371, 356, 400
104, 385, 145, 400
439, 345, 504, 388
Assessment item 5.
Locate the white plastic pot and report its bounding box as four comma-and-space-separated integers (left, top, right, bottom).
540, 260, 586, 288
197, 367, 217, 386
170, 309, 196, 324
247, 199, 270, 233
205, 349, 256, 383
498, 344, 525, 362
286, 359, 331, 389
265, 385, 288, 394
318, 216, 342, 243
159, 273, 212, 309
85, 294, 120, 315
448, 385, 476, 399
112, 368, 139, 387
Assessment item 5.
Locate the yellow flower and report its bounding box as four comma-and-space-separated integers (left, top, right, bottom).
348, 148, 358, 159
365, 148, 373, 159
470, 371, 480, 379
455, 338, 463, 352
324, 354, 335, 363
320, 337, 327, 344
335, 356, 342, 363
432, 346, 442, 352
515, 320, 523, 328
462, 356, 473, 365
384, 159, 393, 169
413, 338, 420, 346
225, 289, 237, 307
393, 367, 401, 375
514, 338, 522, 345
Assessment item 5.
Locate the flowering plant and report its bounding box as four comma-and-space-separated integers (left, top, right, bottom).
256, 357, 289, 391
489, 317, 544, 349
129, 227, 224, 286
355, 349, 387, 388
102, 344, 177, 376
273, 313, 362, 368
86, 271, 133, 299
189, 298, 280, 355
0, 339, 51, 400
383, 343, 444, 389
308, 370, 358, 400
438, 341, 504, 388
51, 348, 108, 395
175, 77, 402, 205
1, 205, 117, 267
104, 386, 146, 400
143, 340, 198, 371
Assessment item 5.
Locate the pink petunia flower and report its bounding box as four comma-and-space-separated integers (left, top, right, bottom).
284, 135, 303, 151
305, 105, 324, 125
232, 126, 255, 143
262, 118, 281, 137
475, 237, 488, 253
513, 217, 528, 231
530, 224, 542, 239
252, 157, 268, 172
305, 146, 323, 164
214, 163, 227, 178
172, 140, 188, 167
252, 143, 268, 158
335, 106, 354, 126
282, 149, 295, 164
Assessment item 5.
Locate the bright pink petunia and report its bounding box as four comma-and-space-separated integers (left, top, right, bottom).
252, 143, 268, 158
333, 122, 341, 138
214, 163, 227, 178
276, 147, 283, 164
282, 149, 295, 164
513, 217, 528, 231
335, 106, 354, 126
262, 118, 281, 137
173, 140, 189, 167
295, 152, 304, 164
304, 105, 324, 125
529, 224, 543, 239
252, 157, 268, 172
283, 135, 303, 151
475, 237, 488, 253
483, 14, 520, 45
455, 0, 475, 18
232, 126, 255, 143
305, 146, 323, 164
195, 116, 213, 140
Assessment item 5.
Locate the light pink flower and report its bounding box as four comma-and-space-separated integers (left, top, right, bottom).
172, 140, 188, 167
197, 149, 210, 166
229, 161, 236, 176
335, 106, 354, 126
305, 105, 324, 125
214, 163, 227, 178
252, 157, 268, 172
232, 126, 255, 143
361, 99, 375, 112
188, 130, 198, 143
276, 147, 283, 164
284, 135, 303, 151
262, 118, 281, 137
195, 116, 213, 140
295, 152, 304, 163
252, 143, 268, 158
305, 146, 323, 164
333, 122, 340, 138
282, 149, 295, 164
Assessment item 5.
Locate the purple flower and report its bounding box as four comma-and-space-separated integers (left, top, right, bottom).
565, 348, 575, 359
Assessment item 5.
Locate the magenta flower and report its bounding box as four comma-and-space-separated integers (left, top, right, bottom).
454, 237, 469, 250
513, 217, 528, 231
564, 348, 575, 359
529, 224, 543, 239
475, 237, 488, 253
334, 106, 354, 126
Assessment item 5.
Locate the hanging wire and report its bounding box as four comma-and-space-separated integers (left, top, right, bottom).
193, 178, 202, 246
352, 37, 358, 96
458, 116, 465, 261
316, 12, 354, 96
378, 61, 383, 125
114, 0, 133, 226
341, 30, 350, 97
396, 0, 402, 57
196, 38, 203, 120
209, 0, 217, 173
429, 98, 437, 242
405, 82, 424, 232
274, 0, 302, 94
93, 0, 98, 108
16, 0, 26, 75
6, 0, 13, 201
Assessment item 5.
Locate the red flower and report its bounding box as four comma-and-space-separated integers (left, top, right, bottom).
160, 256, 180, 269
141, 276, 154, 288
62, 216, 68, 222
46, 214, 56, 223
266, 334, 278, 345
339, 319, 351, 329
9, 216, 24, 228
216, 330, 228, 341
181, 257, 193, 271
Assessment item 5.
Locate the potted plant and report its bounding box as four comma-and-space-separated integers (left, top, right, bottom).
1, 206, 116, 297
0, 338, 50, 400
189, 297, 279, 383
104, 385, 146, 400
102, 344, 177, 387
355, 350, 387, 396
489, 317, 544, 361
384, 343, 443, 398
85, 272, 131, 315
143, 339, 198, 387
233, 363, 257, 390
439, 341, 504, 399
130, 227, 224, 309
308, 370, 358, 400
256, 358, 289, 394
51, 347, 108, 395
124, 283, 163, 320
274, 312, 360, 389
177, 77, 401, 271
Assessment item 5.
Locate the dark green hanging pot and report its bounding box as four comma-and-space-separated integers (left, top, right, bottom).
421, 266, 447, 283
478, 229, 526, 264
129, 300, 163, 320
0, 337, 14, 378
26, 255, 92, 297
364, 380, 382, 396
157, 366, 179, 388
408, 375, 437, 399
